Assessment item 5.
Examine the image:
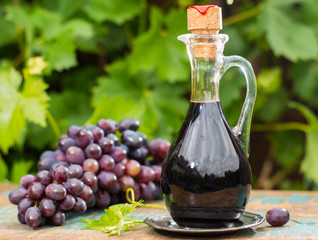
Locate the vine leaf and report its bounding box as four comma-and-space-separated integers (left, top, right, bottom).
0, 59, 49, 154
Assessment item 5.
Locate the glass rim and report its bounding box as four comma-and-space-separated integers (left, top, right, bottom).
177, 33, 229, 44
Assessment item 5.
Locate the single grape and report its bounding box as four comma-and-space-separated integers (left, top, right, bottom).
49, 209, 65, 226
20, 175, 37, 188
97, 119, 116, 135
40, 151, 57, 161
28, 182, 45, 200
9, 187, 28, 205
140, 182, 157, 201
72, 197, 87, 213
25, 207, 42, 227
106, 133, 119, 146
38, 157, 56, 171
75, 128, 94, 148
55, 149, 68, 163
18, 198, 35, 215
151, 165, 162, 183
45, 183, 67, 201
118, 118, 140, 132
137, 132, 147, 145
67, 125, 81, 139
97, 171, 118, 191
85, 143, 102, 159
39, 198, 56, 217
111, 163, 125, 177
68, 164, 83, 179
18, 213, 26, 224
125, 160, 141, 177
266, 207, 290, 227
95, 190, 111, 208
99, 155, 115, 171
91, 127, 105, 142
83, 158, 99, 173
58, 194, 76, 211
52, 165, 69, 183
64, 178, 84, 196
118, 175, 135, 192
110, 146, 127, 162
66, 146, 85, 165
121, 130, 143, 149
98, 137, 114, 154
128, 147, 148, 162
78, 185, 94, 204
136, 166, 155, 183
148, 138, 171, 162
86, 194, 96, 208
108, 182, 121, 195
58, 137, 75, 152
82, 172, 98, 192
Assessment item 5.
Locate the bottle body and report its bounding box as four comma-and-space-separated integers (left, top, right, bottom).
161, 101, 252, 228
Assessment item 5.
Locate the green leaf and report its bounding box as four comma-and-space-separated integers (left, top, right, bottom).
128, 7, 189, 82
0, 155, 8, 182
0, 61, 49, 153
259, 0, 318, 61
82, 202, 143, 236
83, 0, 141, 24
41, 32, 77, 72
10, 159, 34, 184
289, 102, 318, 184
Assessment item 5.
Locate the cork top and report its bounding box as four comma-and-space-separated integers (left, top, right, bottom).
187, 5, 222, 34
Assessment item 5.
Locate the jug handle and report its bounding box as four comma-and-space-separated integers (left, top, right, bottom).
220, 56, 257, 158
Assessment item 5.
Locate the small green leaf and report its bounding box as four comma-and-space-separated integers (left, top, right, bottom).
64, 19, 94, 39
6, 5, 32, 29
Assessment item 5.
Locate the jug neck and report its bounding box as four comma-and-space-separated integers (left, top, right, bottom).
178, 34, 228, 102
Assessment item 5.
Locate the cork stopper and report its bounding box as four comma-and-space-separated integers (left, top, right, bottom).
187, 5, 222, 58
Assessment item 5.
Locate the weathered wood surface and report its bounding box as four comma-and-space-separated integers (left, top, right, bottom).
1, 184, 318, 240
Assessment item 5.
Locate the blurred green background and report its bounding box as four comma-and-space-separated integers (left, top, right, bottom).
0, 0, 318, 190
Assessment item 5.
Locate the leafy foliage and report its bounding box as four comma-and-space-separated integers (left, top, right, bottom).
0, 0, 318, 189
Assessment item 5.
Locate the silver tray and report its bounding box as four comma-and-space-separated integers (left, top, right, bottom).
145, 211, 264, 235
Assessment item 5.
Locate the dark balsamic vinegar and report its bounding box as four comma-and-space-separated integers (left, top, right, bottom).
161, 101, 252, 228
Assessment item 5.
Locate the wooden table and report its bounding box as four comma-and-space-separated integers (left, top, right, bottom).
1, 184, 318, 240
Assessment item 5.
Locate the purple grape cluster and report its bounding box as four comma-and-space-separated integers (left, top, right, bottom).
8, 118, 170, 228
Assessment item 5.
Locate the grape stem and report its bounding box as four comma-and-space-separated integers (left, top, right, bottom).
126, 188, 166, 210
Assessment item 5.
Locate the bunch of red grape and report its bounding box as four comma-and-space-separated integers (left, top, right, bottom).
8, 118, 170, 228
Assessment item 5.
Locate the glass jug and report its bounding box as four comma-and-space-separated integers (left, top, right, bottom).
160, 32, 257, 227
